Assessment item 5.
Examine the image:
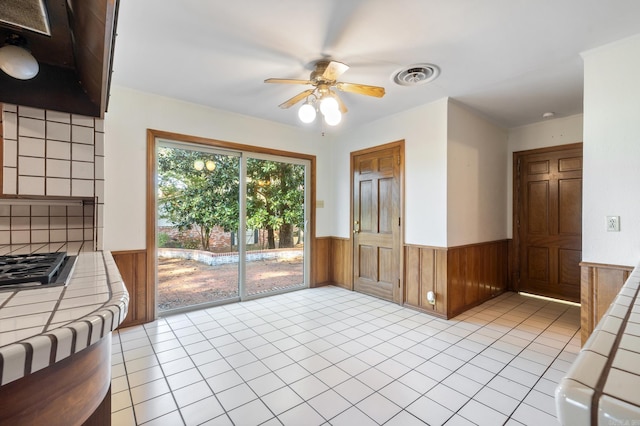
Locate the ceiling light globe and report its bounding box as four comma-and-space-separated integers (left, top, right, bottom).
0, 45, 39, 80
298, 103, 316, 123
205, 160, 216, 171
194, 160, 205, 171
319, 96, 339, 116
324, 110, 342, 126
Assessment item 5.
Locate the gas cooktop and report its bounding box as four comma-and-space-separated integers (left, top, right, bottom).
0, 252, 77, 290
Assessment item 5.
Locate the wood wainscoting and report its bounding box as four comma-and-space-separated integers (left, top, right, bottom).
314, 237, 331, 285
405, 240, 509, 319
316, 237, 353, 290
112, 250, 152, 328
330, 237, 353, 290
580, 262, 634, 345
404, 245, 448, 317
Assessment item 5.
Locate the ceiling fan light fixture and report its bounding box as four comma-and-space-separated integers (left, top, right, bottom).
0, 41, 39, 80
298, 101, 316, 124
319, 96, 339, 116
324, 109, 342, 126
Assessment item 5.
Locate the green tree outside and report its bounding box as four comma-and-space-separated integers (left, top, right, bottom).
158, 147, 305, 251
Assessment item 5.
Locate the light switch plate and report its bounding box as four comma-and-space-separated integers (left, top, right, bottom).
606, 216, 620, 232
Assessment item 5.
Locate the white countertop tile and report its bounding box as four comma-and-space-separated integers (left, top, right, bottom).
612, 348, 640, 373
603, 368, 640, 406
619, 333, 640, 352
0, 251, 129, 387
0, 300, 58, 318
585, 330, 616, 357
0, 312, 51, 330
556, 260, 640, 424
0, 326, 44, 347
5, 287, 64, 305
599, 395, 640, 426
563, 350, 607, 388
57, 293, 109, 310
0, 343, 26, 385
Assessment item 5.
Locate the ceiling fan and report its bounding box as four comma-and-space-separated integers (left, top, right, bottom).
264, 59, 385, 125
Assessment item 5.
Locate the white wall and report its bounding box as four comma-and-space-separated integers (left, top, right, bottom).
582, 34, 640, 266
331, 98, 449, 246
447, 101, 508, 246
104, 86, 328, 251
506, 114, 584, 237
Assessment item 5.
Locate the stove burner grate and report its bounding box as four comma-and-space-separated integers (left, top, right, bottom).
0, 252, 69, 287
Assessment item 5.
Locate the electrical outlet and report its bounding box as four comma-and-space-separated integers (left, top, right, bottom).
606, 216, 620, 232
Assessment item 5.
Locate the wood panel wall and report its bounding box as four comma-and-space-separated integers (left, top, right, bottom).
112, 250, 151, 328
314, 237, 331, 286
580, 262, 633, 345
330, 238, 353, 290
404, 245, 448, 317
405, 240, 508, 319
447, 240, 509, 318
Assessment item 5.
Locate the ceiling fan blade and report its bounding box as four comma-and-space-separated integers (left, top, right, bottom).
265, 78, 312, 85
332, 90, 348, 114
321, 60, 349, 81
278, 89, 316, 109
336, 82, 385, 98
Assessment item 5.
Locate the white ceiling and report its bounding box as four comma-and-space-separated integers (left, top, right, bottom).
111, 0, 640, 131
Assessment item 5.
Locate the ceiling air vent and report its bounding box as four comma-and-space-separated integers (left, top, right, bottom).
393, 64, 440, 86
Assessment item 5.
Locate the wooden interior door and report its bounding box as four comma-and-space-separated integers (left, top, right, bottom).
515, 144, 582, 302
352, 144, 402, 303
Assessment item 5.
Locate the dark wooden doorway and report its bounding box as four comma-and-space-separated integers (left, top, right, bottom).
352, 141, 404, 303
513, 143, 583, 302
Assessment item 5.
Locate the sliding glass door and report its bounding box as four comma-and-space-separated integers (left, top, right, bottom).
156, 142, 241, 312
244, 155, 309, 298
156, 140, 310, 313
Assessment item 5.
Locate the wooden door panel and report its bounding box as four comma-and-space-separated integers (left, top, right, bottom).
528, 160, 550, 174
559, 249, 581, 286
379, 178, 394, 233
358, 245, 376, 281
359, 181, 373, 231
527, 246, 549, 282
527, 181, 549, 234
379, 247, 393, 284
353, 145, 401, 302
558, 179, 582, 235
558, 156, 582, 172
359, 159, 374, 173
516, 144, 582, 302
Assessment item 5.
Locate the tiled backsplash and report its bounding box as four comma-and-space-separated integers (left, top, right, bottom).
1, 104, 104, 199
0, 202, 94, 245
0, 104, 103, 249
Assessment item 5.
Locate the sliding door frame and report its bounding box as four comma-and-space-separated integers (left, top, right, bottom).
146, 129, 317, 320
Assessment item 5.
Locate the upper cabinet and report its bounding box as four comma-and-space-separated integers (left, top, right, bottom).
0, 0, 119, 118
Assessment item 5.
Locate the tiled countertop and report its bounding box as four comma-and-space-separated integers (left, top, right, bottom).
555, 262, 640, 424
0, 244, 129, 386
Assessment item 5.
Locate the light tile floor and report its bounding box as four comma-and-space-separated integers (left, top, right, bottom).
111, 286, 580, 426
